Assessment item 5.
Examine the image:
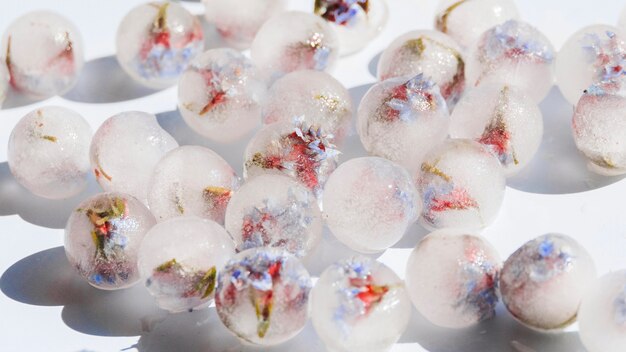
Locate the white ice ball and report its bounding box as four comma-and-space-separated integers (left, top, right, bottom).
0, 62, 9, 106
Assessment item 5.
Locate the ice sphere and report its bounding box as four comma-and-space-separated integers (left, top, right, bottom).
116, 2, 204, 89
314, 0, 388, 56
500, 234, 597, 331
262, 70, 352, 142
416, 139, 505, 231
244, 120, 340, 198
449, 84, 543, 177
0, 62, 9, 106
377, 30, 466, 108
90, 111, 179, 204
311, 256, 411, 352
203, 0, 287, 49
0, 11, 84, 98
8, 107, 92, 199
578, 270, 626, 352
556, 25, 626, 106
405, 230, 501, 328
148, 146, 240, 224
65, 192, 156, 290
250, 11, 339, 80
215, 248, 312, 345
466, 20, 555, 103
137, 216, 235, 313
434, 0, 519, 49
224, 174, 322, 258
357, 74, 449, 173
323, 157, 419, 253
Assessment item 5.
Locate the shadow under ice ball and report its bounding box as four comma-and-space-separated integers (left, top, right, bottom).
1, 11, 84, 98
215, 248, 312, 345
65, 192, 156, 290
138, 216, 235, 313
8, 107, 92, 199
500, 234, 597, 331
116, 2, 204, 89
311, 257, 411, 352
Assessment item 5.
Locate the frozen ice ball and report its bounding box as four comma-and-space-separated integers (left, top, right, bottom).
116, 2, 204, 89
137, 216, 235, 313
64, 192, 156, 290
90, 111, 179, 204
578, 270, 626, 352
178, 48, 266, 143
500, 234, 597, 331
250, 11, 339, 80
357, 74, 450, 173
215, 248, 312, 345
8, 106, 92, 199
0, 62, 9, 106
377, 30, 466, 108
450, 84, 543, 176
311, 256, 411, 352
405, 230, 501, 328
417, 139, 505, 231
262, 70, 352, 142
323, 157, 419, 253
0, 10, 84, 98
225, 174, 322, 258
148, 146, 240, 224
466, 20, 555, 103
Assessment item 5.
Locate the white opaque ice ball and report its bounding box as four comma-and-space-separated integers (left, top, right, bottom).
556, 25, 626, 106
148, 146, 240, 224
323, 157, 419, 253
250, 11, 339, 81
405, 230, 501, 328
500, 233, 597, 330
311, 257, 411, 352
215, 248, 312, 345
434, 0, 519, 49
8, 107, 92, 199
450, 84, 543, 177
203, 0, 287, 49
90, 111, 179, 204
417, 139, 505, 231
467, 20, 555, 103
0, 62, 9, 106
578, 270, 626, 352
262, 70, 353, 142
377, 30, 466, 108
357, 74, 450, 173
64, 192, 156, 290
0, 11, 84, 98
116, 2, 204, 89
225, 174, 322, 258
138, 216, 235, 313
178, 48, 266, 143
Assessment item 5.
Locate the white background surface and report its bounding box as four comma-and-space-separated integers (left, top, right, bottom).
1, 0, 626, 351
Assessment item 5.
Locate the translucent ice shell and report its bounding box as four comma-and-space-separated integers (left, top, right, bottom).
450, 84, 543, 176
357, 74, 449, 173
416, 139, 505, 231
225, 174, 322, 258
311, 257, 411, 352
0, 61, 9, 106
215, 248, 312, 345
116, 2, 204, 89
405, 231, 501, 328
90, 111, 179, 204
178, 48, 267, 143
466, 20, 555, 103
148, 146, 240, 224
8, 107, 92, 199
65, 192, 156, 290
500, 234, 597, 331
323, 157, 419, 253
0, 11, 84, 98
137, 216, 235, 313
